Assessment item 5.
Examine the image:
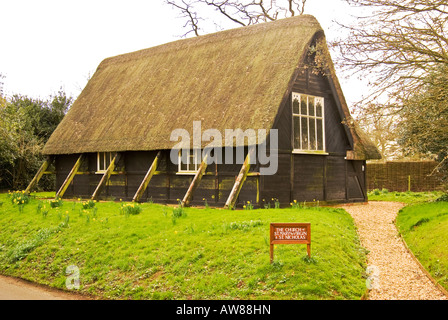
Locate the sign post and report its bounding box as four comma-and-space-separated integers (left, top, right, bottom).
270, 223, 311, 263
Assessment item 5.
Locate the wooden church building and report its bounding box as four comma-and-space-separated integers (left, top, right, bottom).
28, 14, 381, 208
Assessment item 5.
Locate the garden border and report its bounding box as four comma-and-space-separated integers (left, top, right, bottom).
395, 220, 448, 298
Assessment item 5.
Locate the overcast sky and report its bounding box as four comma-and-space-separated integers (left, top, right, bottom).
0, 0, 365, 105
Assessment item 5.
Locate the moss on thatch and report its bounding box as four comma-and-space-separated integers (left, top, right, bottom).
43, 14, 380, 160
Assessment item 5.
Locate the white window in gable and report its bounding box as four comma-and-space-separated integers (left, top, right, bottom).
292, 93, 325, 152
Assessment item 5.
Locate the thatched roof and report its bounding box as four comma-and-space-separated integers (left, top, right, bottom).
43, 14, 380, 160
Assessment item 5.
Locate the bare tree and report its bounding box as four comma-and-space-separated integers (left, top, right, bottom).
333, 0, 448, 109
166, 0, 307, 37
334, 1, 448, 178
353, 104, 403, 160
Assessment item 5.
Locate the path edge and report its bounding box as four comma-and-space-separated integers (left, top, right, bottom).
394, 220, 448, 299
0, 273, 94, 300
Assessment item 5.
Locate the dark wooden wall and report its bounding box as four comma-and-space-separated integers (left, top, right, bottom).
260, 63, 367, 204
54, 148, 259, 207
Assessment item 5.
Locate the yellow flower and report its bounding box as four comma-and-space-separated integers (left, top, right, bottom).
247, 201, 250, 204
294, 200, 297, 203
174, 231, 178, 234
290, 203, 293, 206
78, 198, 81, 201
120, 199, 122, 202
243, 205, 246, 209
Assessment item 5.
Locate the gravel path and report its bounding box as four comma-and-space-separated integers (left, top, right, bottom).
0, 274, 88, 300
341, 201, 447, 300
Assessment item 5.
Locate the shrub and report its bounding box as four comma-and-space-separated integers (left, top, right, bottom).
172, 206, 186, 219
9, 191, 30, 206
243, 201, 253, 210
228, 220, 262, 231
82, 200, 95, 209
49, 198, 63, 208
435, 193, 448, 202
290, 200, 301, 209
273, 198, 280, 208
120, 203, 142, 216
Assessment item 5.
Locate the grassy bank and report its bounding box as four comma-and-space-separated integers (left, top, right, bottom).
396, 200, 448, 292
367, 189, 443, 204
0, 192, 368, 300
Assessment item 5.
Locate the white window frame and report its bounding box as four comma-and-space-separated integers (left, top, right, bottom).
96, 152, 113, 173
177, 149, 200, 175
292, 92, 327, 154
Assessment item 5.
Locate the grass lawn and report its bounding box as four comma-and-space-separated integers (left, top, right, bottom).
396, 200, 448, 292
0, 192, 368, 300
367, 189, 443, 204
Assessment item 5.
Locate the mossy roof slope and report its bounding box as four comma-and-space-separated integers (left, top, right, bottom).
43, 14, 380, 160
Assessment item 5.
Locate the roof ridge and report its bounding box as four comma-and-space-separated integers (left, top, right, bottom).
99, 14, 321, 68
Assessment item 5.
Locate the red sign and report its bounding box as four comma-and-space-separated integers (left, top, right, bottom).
270, 223, 311, 263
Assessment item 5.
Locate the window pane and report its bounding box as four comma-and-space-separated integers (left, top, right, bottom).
293, 116, 300, 149
98, 153, 104, 170
292, 97, 300, 114
195, 149, 201, 170
316, 98, 323, 117
316, 119, 323, 150
300, 95, 307, 115
188, 154, 195, 171
309, 118, 316, 150
301, 116, 308, 150
105, 152, 111, 169
308, 97, 315, 116
180, 150, 188, 171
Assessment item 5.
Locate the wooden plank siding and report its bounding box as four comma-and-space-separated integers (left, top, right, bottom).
54, 150, 261, 207
260, 60, 366, 205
